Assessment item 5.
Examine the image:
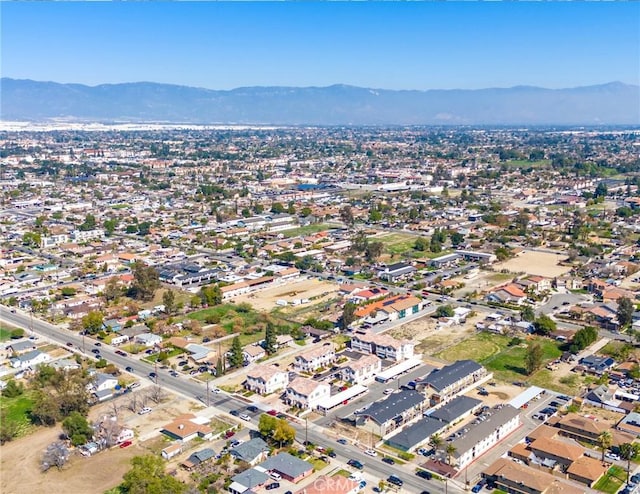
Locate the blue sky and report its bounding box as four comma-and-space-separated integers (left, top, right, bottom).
2, 2, 639, 90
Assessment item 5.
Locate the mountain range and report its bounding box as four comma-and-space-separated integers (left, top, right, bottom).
1, 78, 639, 126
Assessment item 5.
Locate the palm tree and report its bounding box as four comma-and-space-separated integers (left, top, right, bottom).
619, 442, 640, 483
429, 434, 443, 456
598, 431, 613, 463
445, 443, 457, 466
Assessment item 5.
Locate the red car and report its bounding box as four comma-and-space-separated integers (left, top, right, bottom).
119, 440, 133, 448
267, 410, 278, 416
224, 430, 236, 439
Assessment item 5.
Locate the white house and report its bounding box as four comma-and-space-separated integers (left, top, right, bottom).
10, 350, 51, 369
284, 377, 330, 410
90, 372, 119, 393
294, 342, 336, 373
245, 364, 289, 395
134, 333, 162, 347
350, 332, 414, 362
341, 355, 382, 385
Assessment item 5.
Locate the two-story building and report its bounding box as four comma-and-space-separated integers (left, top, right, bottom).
420, 360, 490, 405
294, 342, 336, 373
350, 331, 414, 362
340, 354, 382, 385
245, 364, 289, 395
284, 377, 330, 410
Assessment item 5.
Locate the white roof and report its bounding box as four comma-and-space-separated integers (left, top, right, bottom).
375, 358, 422, 380
509, 386, 544, 409
317, 384, 368, 410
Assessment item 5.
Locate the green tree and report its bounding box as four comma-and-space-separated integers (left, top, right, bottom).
414, 237, 429, 252
445, 443, 457, 466
273, 419, 296, 447
162, 290, 176, 315
79, 213, 96, 231
619, 442, 640, 483
300, 207, 312, 217
259, 414, 277, 437
229, 336, 244, 368
341, 302, 357, 330
570, 326, 599, 353
31, 391, 61, 426
121, 454, 186, 494
199, 284, 222, 306
159, 237, 171, 248
103, 218, 118, 236
1, 380, 24, 398
271, 202, 285, 214
103, 277, 122, 303
130, 262, 160, 301
22, 231, 41, 247
369, 209, 382, 222
340, 205, 355, 227
533, 314, 557, 336
429, 433, 443, 454
594, 182, 608, 198
264, 322, 277, 355
435, 305, 454, 318
62, 412, 93, 446
598, 430, 613, 463
10, 328, 25, 339
450, 232, 465, 247
617, 297, 634, 328
525, 342, 544, 375
365, 241, 384, 261
82, 311, 104, 335
520, 305, 536, 322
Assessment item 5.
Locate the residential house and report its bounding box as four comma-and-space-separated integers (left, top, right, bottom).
160, 414, 214, 443
181, 448, 216, 471
482, 458, 585, 494
384, 415, 446, 452
551, 413, 635, 447
134, 333, 162, 347
243, 345, 266, 364
354, 294, 422, 325
284, 377, 330, 410
161, 443, 183, 460
10, 349, 51, 369
259, 452, 314, 483
340, 354, 382, 385
486, 284, 527, 305
228, 469, 270, 494
229, 437, 270, 465
245, 364, 289, 395
294, 342, 336, 373
350, 331, 414, 362
377, 262, 417, 282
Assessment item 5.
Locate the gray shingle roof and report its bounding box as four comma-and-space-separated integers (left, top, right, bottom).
385, 416, 445, 451
424, 360, 483, 392
231, 468, 270, 489
364, 390, 425, 425
429, 396, 482, 423
259, 452, 313, 478
231, 437, 269, 463
451, 405, 520, 457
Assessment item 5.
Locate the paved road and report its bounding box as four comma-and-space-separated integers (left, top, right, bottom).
0, 305, 460, 493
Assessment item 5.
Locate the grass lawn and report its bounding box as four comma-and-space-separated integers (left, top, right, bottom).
332, 469, 352, 478
0, 327, 13, 341
504, 159, 551, 168
374, 233, 419, 255
309, 458, 329, 471
437, 332, 563, 383
281, 224, 332, 238
143, 347, 185, 363
594, 466, 627, 494
0, 390, 35, 436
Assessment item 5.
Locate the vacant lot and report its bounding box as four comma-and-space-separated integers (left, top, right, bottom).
437, 332, 564, 384
496, 250, 571, 278
233, 278, 339, 312
281, 224, 332, 238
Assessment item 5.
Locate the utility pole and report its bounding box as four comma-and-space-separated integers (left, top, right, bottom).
206, 379, 210, 407
305, 418, 308, 445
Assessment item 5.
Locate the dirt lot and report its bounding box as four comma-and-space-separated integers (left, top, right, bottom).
233, 278, 339, 312
495, 250, 572, 278
0, 392, 206, 494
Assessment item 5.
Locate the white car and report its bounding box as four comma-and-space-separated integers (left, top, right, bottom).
605, 452, 621, 461
213, 387, 221, 394
239, 413, 251, 421
364, 449, 377, 457
138, 407, 152, 415
383, 388, 394, 395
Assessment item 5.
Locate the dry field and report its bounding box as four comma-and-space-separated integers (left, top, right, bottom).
233, 277, 340, 312
0, 391, 206, 494
495, 250, 572, 278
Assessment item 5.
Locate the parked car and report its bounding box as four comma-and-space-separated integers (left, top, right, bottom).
240, 413, 251, 421
416, 470, 432, 480
148, 372, 157, 380
213, 387, 221, 394
327, 451, 337, 458
247, 405, 259, 413
605, 452, 621, 461
267, 409, 277, 416
119, 440, 132, 448
94, 342, 102, 346
364, 449, 377, 457
224, 430, 236, 439
347, 459, 364, 470
115, 350, 127, 357
381, 457, 395, 465
128, 382, 141, 389
383, 388, 394, 395
91, 348, 100, 354
337, 438, 348, 445
387, 475, 403, 487
266, 483, 280, 490
472, 484, 483, 493
125, 366, 134, 373
138, 407, 152, 415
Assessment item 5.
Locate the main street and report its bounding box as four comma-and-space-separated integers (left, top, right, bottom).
0, 305, 459, 493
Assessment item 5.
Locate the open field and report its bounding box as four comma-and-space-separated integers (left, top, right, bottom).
504, 159, 551, 168
281, 223, 332, 238
0, 326, 13, 341
371, 232, 417, 254
495, 250, 572, 278
437, 332, 564, 384
232, 278, 339, 312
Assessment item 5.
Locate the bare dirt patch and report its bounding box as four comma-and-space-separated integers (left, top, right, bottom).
495, 250, 571, 278
233, 278, 339, 312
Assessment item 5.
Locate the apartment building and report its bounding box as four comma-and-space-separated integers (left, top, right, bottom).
245, 364, 289, 395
